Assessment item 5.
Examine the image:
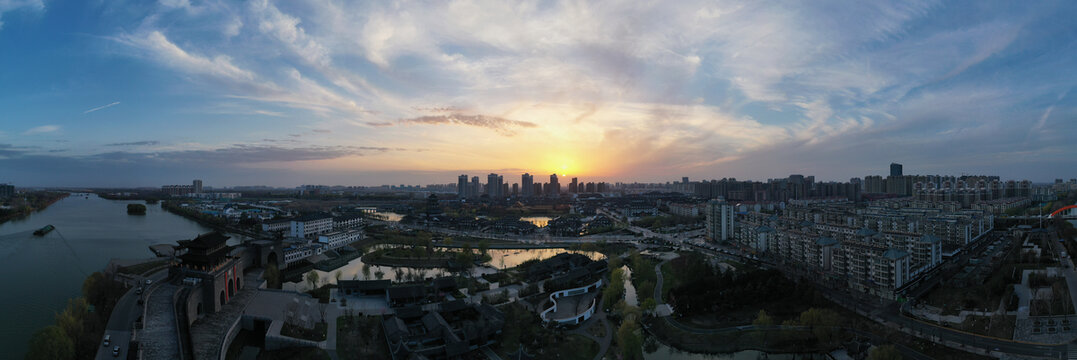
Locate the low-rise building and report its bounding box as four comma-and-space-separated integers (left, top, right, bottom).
333, 213, 364, 230
290, 213, 333, 238
317, 229, 363, 251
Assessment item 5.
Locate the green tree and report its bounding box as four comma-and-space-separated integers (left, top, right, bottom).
478, 239, 490, 255
617, 316, 643, 360
753, 309, 774, 327
640, 298, 657, 312
868, 344, 903, 360
306, 271, 320, 290
602, 268, 626, 309
81, 272, 114, 314
361, 264, 371, 279
25, 325, 74, 360
799, 308, 842, 345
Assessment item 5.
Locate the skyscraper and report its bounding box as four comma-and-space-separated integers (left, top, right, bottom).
890, 163, 903, 177
521, 173, 534, 197
471, 176, 480, 198
193, 179, 203, 193
487, 173, 502, 198
458, 174, 469, 198
548, 174, 560, 196
569, 177, 578, 193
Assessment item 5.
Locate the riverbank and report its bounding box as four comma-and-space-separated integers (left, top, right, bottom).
0, 191, 69, 225
160, 201, 261, 238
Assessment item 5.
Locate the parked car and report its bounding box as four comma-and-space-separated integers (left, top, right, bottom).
102, 334, 110, 346
145, 279, 152, 285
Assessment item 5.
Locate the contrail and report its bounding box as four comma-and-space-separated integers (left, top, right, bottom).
83, 101, 120, 114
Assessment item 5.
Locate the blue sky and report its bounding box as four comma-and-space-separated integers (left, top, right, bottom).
1, 0, 1076, 187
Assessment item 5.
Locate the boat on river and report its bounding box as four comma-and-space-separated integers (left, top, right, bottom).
33, 224, 55, 236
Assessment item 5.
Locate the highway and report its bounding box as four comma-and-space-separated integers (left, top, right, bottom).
95, 270, 169, 360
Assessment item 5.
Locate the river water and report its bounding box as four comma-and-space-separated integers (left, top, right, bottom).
0, 194, 213, 358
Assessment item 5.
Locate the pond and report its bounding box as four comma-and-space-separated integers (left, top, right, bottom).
374, 211, 405, 222
644, 342, 830, 360
520, 216, 553, 227
284, 246, 603, 292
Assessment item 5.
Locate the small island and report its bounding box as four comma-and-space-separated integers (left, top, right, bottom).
126, 203, 147, 215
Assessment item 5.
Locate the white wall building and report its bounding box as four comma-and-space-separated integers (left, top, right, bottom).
290, 214, 333, 238
318, 229, 363, 251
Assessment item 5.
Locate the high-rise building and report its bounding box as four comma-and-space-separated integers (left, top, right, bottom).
890, 163, 903, 177
487, 173, 502, 198
683, 177, 690, 184
569, 177, 578, 193
512, 183, 519, 196
705, 199, 735, 241
458, 175, 469, 198
521, 173, 534, 197
471, 177, 480, 198
193, 179, 203, 193
548, 174, 560, 196
0, 184, 14, 199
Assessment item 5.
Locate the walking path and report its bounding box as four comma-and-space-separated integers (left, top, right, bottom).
141, 283, 181, 359
567, 307, 612, 360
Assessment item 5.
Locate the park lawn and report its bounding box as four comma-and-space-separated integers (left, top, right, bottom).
546, 334, 599, 360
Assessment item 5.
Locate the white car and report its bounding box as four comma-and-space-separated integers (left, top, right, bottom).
102, 334, 110, 346
145, 279, 152, 285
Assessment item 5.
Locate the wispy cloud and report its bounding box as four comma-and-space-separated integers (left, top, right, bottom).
0, 0, 44, 30
390, 114, 537, 136
105, 140, 159, 146
83, 101, 121, 114
23, 125, 59, 135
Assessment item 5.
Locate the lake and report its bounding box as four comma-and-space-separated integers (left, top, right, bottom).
644, 344, 829, 360
284, 246, 603, 292
0, 194, 213, 358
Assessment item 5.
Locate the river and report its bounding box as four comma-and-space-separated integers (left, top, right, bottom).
0, 193, 213, 358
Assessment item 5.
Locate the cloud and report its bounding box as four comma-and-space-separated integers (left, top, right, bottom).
0, 143, 29, 157
32, 0, 1074, 183
0, 0, 43, 30
106, 140, 160, 146
392, 114, 537, 136
23, 125, 59, 135
83, 101, 121, 114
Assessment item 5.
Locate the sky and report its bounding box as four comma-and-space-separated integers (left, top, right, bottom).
1, 0, 1076, 187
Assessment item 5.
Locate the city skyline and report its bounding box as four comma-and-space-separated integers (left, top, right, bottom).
2, 1, 1077, 187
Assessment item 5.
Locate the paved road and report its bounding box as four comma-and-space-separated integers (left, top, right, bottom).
95, 271, 169, 360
